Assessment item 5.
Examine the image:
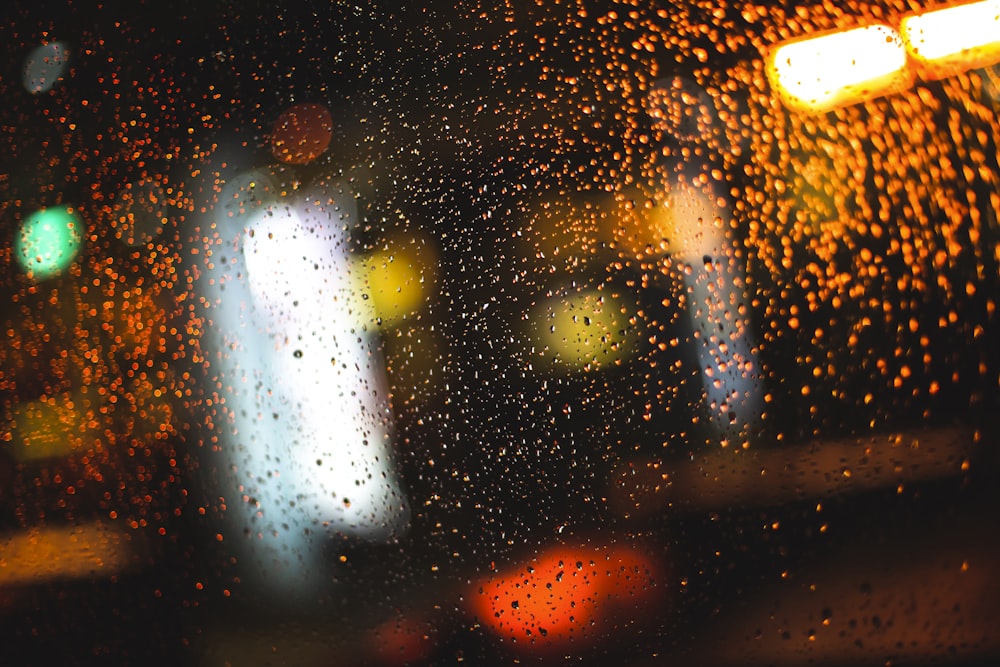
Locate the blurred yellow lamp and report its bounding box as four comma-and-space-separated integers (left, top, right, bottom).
356, 240, 436, 328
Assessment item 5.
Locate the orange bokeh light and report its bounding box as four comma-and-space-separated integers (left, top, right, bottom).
471, 543, 664, 653
269, 103, 333, 165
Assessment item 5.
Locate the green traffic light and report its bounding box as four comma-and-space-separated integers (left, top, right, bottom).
16, 206, 83, 280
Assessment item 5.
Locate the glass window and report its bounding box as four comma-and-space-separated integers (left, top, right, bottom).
1, 1, 998, 665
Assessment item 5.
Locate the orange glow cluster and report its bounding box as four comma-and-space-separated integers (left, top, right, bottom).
471, 543, 663, 653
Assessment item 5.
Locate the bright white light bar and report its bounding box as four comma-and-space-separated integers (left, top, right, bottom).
902, 0, 1000, 79
203, 177, 409, 598
768, 24, 911, 112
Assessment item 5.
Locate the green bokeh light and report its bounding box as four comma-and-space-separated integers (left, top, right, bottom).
16, 207, 83, 280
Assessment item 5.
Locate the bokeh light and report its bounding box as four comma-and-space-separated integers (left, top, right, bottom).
201, 183, 408, 597
355, 235, 438, 328
472, 543, 663, 654
16, 206, 83, 280
270, 103, 334, 165
22, 41, 70, 94
525, 289, 634, 372
0, 522, 136, 586
902, 0, 1000, 80
768, 24, 911, 112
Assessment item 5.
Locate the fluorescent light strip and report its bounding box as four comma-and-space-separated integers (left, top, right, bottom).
902, 0, 1000, 78
768, 24, 911, 112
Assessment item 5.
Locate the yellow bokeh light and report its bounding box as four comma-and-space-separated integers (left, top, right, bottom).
902, 0, 1000, 80
527, 289, 633, 372
355, 237, 437, 328
768, 24, 911, 112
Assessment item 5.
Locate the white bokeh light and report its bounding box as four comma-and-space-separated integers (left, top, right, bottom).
23, 42, 70, 94
202, 178, 408, 596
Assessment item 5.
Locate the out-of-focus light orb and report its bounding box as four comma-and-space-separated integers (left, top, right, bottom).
528, 289, 633, 371
270, 103, 334, 165
902, 0, 1000, 80
768, 24, 911, 112
111, 181, 167, 246
355, 237, 438, 328
16, 206, 82, 280
201, 187, 409, 598
656, 182, 725, 263
23, 42, 70, 94
471, 543, 663, 654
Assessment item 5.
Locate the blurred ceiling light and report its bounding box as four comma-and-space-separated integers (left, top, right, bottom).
23, 41, 70, 94
902, 0, 1000, 80
767, 24, 911, 112
16, 206, 82, 281
0, 522, 136, 586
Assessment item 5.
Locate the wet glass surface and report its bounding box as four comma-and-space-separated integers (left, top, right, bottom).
0, 1, 998, 665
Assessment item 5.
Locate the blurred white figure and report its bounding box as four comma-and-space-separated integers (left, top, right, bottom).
659, 178, 762, 443
204, 174, 407, 597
